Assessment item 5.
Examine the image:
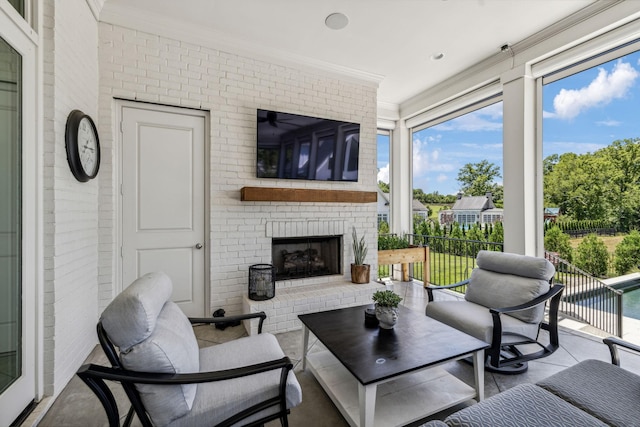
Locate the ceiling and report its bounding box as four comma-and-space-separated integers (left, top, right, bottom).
101, 0, 597, 108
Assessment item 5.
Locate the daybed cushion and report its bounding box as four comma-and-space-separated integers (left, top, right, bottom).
438, 383, 608, 427
537, 358, 640, 427
168, 332, 303, 427
101, 272, 199, 426
425, 300, 540, 344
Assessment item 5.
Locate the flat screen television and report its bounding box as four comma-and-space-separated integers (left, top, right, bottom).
256, 109, 360, 181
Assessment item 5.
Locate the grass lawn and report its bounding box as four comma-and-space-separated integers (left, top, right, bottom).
427, 204, 450, 221
568, 234, 624, 252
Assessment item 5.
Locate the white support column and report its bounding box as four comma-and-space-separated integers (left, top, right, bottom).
501, 66, 542, 256
390, 122, 412, 236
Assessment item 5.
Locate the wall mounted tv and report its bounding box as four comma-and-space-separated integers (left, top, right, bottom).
256, 109, 360, 181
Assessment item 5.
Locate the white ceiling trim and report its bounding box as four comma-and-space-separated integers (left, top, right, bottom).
85, 0, 104, 21
400, 0, 634, 121
99, 4, 383, 88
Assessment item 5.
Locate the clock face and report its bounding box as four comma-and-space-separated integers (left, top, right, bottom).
65, 110, 100, 182
78, 117, 99, 176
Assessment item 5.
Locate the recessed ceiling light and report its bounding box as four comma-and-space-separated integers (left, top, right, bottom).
431, 53, 445, 61
325, 13, 349, 30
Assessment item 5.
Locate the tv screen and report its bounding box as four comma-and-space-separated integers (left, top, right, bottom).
256, 109, 360, 181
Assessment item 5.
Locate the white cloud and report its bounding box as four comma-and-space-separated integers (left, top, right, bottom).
412, 139, 455, 178
433, 102, 503, 132
543, 140, 608, 156
434, 111, 502, 132
436, 174, 448, 182
552, 60, 639, 120
596, 119, 621, 127
377, 163, 389, 183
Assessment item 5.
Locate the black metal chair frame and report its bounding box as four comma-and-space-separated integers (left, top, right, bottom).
603, 336, 640, 366
77, 311, 294, 427
427, 280, 565, 374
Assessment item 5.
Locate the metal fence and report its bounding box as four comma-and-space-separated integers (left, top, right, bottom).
545, 252, 623, 337
376, 234, 624, 337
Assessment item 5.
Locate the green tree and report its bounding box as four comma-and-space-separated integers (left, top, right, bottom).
543, 138, 640, 231
378, 181, 389, 192
544, 226, 573, 262
457, 160, 503, 203
378, 220, 389, 234
574, 234, 609, 277
488, 222, 503, 247
613, 230, 640, 275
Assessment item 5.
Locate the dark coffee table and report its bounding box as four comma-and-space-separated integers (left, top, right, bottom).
299, 305, 489, 427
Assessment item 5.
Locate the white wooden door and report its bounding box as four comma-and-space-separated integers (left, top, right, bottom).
121, 105, 207, 317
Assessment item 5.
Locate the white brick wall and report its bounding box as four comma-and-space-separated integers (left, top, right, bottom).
97, 24, 378, 317
42, 0, 100, 396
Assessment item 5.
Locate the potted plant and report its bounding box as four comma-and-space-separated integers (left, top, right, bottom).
351, 227, 370, 284
372, 289, 403, 329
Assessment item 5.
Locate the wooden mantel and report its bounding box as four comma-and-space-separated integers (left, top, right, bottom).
241, 187, 377, 203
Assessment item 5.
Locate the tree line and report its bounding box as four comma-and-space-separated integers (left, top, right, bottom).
545, 138, 640, 232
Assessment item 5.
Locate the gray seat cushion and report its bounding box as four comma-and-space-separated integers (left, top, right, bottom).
168, 333, 303, 427
426, 300, 540, 344
537, 359, 640, 427
442, 383, 608, 427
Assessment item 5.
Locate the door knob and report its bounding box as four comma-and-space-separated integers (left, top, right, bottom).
195, 243, 203, 249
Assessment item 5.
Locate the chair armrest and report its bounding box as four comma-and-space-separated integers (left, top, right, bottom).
489, 284, 565, 315
78, 355, 292, 386
78, 356, 293, 427
426, 279, 469, 302
603, 337, 640, 366
189, 311, 267, 333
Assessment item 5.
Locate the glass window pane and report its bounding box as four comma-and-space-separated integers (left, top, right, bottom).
412, 101, 503, 229
0, 36, 22, 394
8, 0, 25, 18
377, 132, 390, 231
542, 49, 640, 277
314, 135, 335, 180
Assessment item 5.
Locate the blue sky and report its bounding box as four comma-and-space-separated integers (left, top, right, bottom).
377, 50, 640, 195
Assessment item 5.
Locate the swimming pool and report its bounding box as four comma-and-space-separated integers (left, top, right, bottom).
574, 275, 640, 320
621, 285, 640, 320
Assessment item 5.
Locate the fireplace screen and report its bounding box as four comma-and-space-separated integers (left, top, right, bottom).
272, 236, 342, 280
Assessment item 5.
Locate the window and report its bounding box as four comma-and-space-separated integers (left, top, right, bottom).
542, 46, 640, 233
377, 131, 390, 231
412, 100, 504, 226
8, 0, 24, 18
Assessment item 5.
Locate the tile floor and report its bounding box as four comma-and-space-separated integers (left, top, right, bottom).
31, 281, 640, 427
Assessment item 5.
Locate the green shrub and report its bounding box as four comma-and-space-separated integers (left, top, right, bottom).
574, 234, 609, 277
613, 230, 640, 275
378, 234, 410, 250
544, 226, 573, 262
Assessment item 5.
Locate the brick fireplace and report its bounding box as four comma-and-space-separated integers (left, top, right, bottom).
272, 235, 342, 280
242, 217, 382, 334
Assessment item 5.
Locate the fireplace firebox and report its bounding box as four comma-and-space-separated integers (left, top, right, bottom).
272, 236, 342, 280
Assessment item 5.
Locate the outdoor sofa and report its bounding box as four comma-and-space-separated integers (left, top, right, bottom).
423, 337, 640, 427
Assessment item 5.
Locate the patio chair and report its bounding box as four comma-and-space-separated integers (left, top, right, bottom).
425, 250, 565, 374
76, 271, 302, 427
